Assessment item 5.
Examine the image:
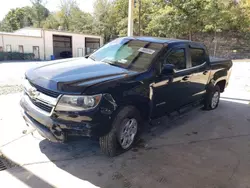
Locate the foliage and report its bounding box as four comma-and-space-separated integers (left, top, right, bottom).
43, 0, 95, 33
30, 0, 50, 28
92, 0, 117, 42
0, 7, 33, 32
56, 0, 79, 30
42, 13, 60, 29
0, 52, 35, 61
1, 0, 250, 42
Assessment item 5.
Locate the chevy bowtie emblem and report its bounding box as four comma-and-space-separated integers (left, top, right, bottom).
28, 87, 40, 99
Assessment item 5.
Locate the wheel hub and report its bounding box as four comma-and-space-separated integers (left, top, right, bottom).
211, 91, 219, 108
119, 118, 138, 149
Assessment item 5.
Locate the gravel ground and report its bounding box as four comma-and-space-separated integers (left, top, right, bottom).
0, 59, 82, 95
0, 61, 44, 95
0, 85, 23, 95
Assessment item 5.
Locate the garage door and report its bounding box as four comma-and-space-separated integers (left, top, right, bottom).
85, 38, 100, 55
53, 35, 72, 59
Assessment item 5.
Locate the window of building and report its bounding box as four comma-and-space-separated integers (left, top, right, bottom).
6, 45, 12, 52
33, 46, 40, 59
165, 48, 186, 70
77, 48, 83, 57
19, 45, 24, 53
190, 48, 206, 67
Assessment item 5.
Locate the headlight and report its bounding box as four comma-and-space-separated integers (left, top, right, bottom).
55, 94, 102, 111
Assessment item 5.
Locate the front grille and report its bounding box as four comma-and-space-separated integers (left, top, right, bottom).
31, 100, 53, 113
30, 82, 60, 98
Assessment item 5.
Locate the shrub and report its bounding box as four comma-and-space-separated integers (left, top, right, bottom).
0, 52, 35, 61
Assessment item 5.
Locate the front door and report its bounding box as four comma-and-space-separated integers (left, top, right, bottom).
151, 46, 193, 118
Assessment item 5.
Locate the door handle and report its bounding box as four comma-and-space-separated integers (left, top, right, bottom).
182, 76, 190, 81
203, 71, 209, 75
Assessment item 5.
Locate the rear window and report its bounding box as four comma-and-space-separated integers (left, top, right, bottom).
190, 48, 206, 67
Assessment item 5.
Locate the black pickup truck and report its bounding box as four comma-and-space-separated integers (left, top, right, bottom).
21, 37, 232, 156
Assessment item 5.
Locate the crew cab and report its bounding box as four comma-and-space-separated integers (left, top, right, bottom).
20, 37, 232, 156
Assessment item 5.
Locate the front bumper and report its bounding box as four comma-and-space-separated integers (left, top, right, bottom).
20, 94, 115, 142
22, 109, 59, 142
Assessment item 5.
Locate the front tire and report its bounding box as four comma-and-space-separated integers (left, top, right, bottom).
99, 106, 141, 157
204, 85, 220, 110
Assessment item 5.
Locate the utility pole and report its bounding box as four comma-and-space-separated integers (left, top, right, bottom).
138, 0, 141, 36
128, 0, 134, 36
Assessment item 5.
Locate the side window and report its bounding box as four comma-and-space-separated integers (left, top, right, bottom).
190, 48, 206, 67
19, 45, 24, 53
165, 48, 186, 70
6, 45, 12, 52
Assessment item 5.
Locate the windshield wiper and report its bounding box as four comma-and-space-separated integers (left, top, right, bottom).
88, 56, 96, 61
101, 60, 123, 68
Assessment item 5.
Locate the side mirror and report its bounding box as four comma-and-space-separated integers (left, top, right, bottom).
161, 64, 175, 75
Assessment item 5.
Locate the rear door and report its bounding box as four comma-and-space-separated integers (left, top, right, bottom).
187, 47, 210, 103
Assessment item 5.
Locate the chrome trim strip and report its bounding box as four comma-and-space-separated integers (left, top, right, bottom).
23, 79, 61, 115
36, 92, 58, 106
23, 79, 59, 106
175, 61, 207, 73
156, 102, 166, 107
24, 94, 51, 116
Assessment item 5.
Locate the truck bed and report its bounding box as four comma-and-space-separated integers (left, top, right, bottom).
209, 57, 232, 65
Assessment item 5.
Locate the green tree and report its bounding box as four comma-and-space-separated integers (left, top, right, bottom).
112, 0, 129, 36
68, 7, 94, 33
147, 0, 210, 39
0, 7, 33, 32
93, 0, 117, 42
57, 0, 79, 30
43, 13, 60, 29
43, 0, 94, 34
30, 0, 49, 27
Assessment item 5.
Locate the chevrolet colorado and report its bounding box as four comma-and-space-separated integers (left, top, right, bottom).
20, 37, 232, 156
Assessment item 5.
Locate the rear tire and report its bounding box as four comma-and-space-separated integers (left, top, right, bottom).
99, 106, 141, 157
204, 85, 220, 110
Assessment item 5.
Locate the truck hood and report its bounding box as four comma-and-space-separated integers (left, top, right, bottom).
26, 58, 137, 93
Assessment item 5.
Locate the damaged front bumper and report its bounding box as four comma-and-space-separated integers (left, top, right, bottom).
20, 93, 116, 142
22, 110, 60, 142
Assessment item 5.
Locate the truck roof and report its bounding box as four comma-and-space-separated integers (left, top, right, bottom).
128, 36, 204, 47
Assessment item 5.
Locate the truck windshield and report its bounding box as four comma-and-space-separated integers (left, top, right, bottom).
89, 38, 163, 71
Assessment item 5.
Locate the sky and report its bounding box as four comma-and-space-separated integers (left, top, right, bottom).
0, 0, 95, 21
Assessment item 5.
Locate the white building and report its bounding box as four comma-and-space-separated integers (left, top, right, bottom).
0, 28, 103, 60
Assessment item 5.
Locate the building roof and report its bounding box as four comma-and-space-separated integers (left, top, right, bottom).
0, 31, 42, 38
14, 27, 102, 38
0, 27, 102, 39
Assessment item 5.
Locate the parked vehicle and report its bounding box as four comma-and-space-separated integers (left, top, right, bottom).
20, 37, 232, 156
60, 51, 72, 58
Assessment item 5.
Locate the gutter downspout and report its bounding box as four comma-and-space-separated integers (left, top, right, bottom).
1, 34, 4, 51
43, 29, 46, 60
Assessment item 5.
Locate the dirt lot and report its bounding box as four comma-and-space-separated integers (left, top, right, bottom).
0, 60, 249, 188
